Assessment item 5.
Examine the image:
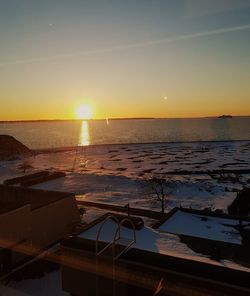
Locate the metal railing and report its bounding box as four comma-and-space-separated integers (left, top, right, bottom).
95, 215, 137, 296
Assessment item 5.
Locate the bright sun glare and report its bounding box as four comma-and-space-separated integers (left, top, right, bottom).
76, 105, 93, 120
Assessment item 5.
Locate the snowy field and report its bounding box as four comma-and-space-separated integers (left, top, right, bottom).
1, 140, 249, 212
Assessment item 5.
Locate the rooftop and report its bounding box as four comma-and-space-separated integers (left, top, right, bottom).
0, 185, 73, 211
61, 213, 250, 292
158, 209, 245, 245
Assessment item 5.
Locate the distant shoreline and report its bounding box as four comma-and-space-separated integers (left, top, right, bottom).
1, 116, 250, 124
0, 117, 154, 124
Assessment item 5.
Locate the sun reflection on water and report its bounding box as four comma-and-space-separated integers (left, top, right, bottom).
79, 120, 90, 146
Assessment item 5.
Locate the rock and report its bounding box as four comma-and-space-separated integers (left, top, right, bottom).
0, 135, 32, 161
228, 187, 250, 216
214, 209, 224, 214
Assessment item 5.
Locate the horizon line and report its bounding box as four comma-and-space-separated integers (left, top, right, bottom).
0, 115, 250, 123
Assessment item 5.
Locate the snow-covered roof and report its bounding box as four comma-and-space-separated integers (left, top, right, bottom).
158, 209, 243, 245
78, 216, 236, 263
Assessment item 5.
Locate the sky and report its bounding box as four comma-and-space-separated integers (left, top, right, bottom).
0, 0, 250, 120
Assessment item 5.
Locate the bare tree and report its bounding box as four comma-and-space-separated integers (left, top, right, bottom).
144, 174, 174, 215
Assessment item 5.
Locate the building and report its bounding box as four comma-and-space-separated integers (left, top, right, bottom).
157, 208, 250, 263
60, 213, 250, 296
0, 185, 80, 273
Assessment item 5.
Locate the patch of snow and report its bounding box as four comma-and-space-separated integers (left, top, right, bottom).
7, 271, 67, 296
158, 210, 242, 245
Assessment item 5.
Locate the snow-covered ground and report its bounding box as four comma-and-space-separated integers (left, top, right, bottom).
1, 141, 249, 212
0, 141, 249, 295
3, 271, 66, 296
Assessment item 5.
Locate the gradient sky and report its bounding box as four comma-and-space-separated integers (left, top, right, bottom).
0, 0, 250, 120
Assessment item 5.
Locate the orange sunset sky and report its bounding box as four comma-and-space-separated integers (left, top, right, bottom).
0, 0, 250, 121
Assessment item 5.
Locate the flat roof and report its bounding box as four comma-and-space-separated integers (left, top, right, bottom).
73, 213, 250, 271
76, 217, 218, 263
0, 185, 73, 210
158, 209, 244, 245
62, 215, 250, 290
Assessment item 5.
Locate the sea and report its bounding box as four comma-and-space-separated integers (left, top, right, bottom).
0, 117, 250, 149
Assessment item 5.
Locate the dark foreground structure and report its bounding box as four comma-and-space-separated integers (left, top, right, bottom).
0, 185, 80, 274
60, 213, 250, 296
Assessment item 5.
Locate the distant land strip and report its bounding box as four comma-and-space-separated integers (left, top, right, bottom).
1, 115, 250, 123
0, 118, 155, 123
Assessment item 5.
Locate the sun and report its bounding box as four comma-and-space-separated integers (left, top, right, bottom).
76, 105, 93, 120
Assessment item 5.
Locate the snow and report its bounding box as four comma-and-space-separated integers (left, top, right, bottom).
78, 219, 250, 272
158, 210, 242, 245
30, 141, 250, 179
6, 271, 67, 296
2, 216, 249, 296
79, 218, 203, 257
5, 140, 244, 213
0, 160, 30, 184
1, 140, 250, 284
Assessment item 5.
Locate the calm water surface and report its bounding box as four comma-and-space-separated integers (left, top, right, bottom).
0, 118, 249, 149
